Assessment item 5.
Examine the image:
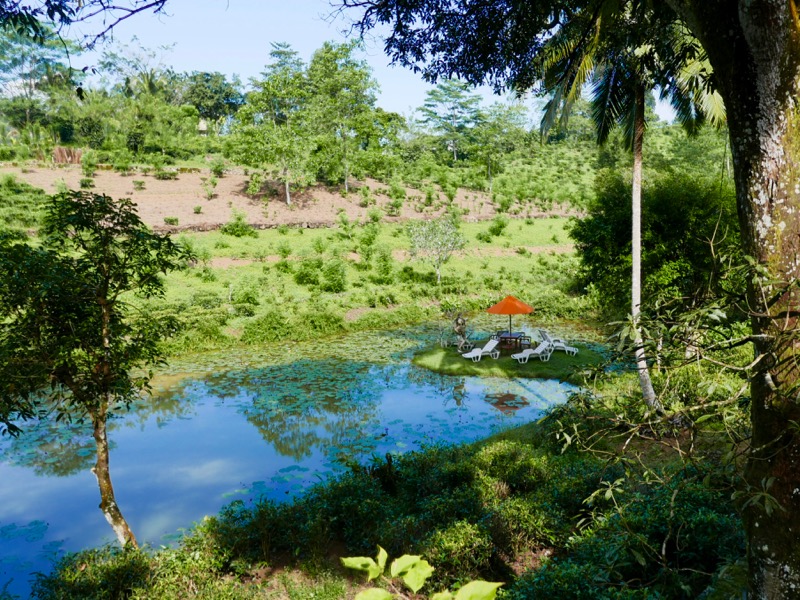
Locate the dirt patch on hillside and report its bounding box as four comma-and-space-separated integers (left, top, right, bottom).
0, 163, 579, 230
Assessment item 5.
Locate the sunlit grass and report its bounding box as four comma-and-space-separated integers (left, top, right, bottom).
412, 344, 605, 384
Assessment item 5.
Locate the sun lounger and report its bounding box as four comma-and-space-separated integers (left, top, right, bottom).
461, 338, 500, 362
538, 329, 579, 356
511, 341, 553, 363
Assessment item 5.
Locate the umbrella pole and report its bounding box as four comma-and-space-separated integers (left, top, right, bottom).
508, 314, 512, 334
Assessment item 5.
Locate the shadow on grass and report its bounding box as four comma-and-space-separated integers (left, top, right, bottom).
412, 344, 605, 384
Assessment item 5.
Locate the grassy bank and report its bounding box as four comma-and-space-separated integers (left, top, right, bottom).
145, 215, 590, 358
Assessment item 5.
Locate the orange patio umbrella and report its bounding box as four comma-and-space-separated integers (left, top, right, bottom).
486, 295, 534, 333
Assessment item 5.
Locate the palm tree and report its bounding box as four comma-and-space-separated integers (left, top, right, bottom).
537, 1, 724, 413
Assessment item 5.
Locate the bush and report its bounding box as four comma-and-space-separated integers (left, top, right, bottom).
420, 520, 494, 586
209, 157, 226, 178
508, 474, 743, 600
163, 216, 179, 226
220, 211, 257, 238
386, 198, 403, 217
0, 146, 16, 161
487, 215, 509, 237
112, 151, 133, 174
31, 546, 151, 600
241, 309, 294, 343
388, 178, 406, 201
153, 169, 179, 181
301, 309, 346, 337
321, 258, 347, 293
276, 241, 292, 259
79, 178, 94, 189
372, 247, 395, 284
294, 257, 323, 286
246, 172, 263, 196
0, 174, 49, 229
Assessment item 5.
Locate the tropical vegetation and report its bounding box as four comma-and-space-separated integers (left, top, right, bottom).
0, 0, 796, 598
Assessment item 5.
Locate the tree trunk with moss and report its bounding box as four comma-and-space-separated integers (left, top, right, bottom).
665, 1, 800, 595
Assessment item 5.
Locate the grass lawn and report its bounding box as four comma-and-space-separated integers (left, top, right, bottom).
412, 343, 605, 383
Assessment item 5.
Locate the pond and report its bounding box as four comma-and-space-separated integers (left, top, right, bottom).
0, 324, 577, 598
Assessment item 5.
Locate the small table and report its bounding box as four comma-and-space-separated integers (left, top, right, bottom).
494, 332, 531, 352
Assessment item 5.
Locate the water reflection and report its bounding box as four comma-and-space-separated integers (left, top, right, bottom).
0, 326, 576, 598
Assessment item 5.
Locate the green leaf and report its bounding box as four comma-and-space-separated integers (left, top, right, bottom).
431, 593, 454, 600
389, 555, 434, 593
376, 545, 388, 571
631, 549, 647, 566
341, 557, 382, 581
454, 581, 503, 600
355, 588, 394, 600
389, 555, 422, 578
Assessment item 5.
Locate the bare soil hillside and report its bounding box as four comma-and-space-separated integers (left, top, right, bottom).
0, 163, 576, 230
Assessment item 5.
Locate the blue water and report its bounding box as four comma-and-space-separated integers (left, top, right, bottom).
0, 329, 576, 598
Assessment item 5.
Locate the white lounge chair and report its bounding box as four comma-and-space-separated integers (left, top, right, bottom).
511, 341, 553, 364
461, 338, 500, 362
539, 329, 579, 356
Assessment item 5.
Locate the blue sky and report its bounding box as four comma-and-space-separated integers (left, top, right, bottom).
68, 0, 673, 123
68, 0, 510, 119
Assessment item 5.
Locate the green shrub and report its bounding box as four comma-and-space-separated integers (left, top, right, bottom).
201, 176, 217, 200
490, 496, 553, 553
358, 185, 375, 207
190, 291, 223, 309
294, 257, 323, 286
273, 259, 292, 274
31, 546, 151, 600
163, 216, 179, 226
112, 151, 133, 174
246, 172, 263, 196
220, 211, 257, 238
487, 215, 509, 237
372, 247, 395, 284
153, 169, 179, 181
386, 198, 403, 217
276, 241, 292, 259
79, 178, 94, 189
420, 520, 493, 586
0, 146, 16, 161
209, 157, 226, 178
231, 282, 259, 307
80, 151, 97, 177
301, 309, 346, 336
509, 474, 743, 600
321, 258, 347, 293
193, 205, 202, 214
388, 178, 406, 201
241, 309, 295, 343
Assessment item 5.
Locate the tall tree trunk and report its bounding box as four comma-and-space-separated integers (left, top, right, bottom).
665, 1, 800, 596
631, 84, 661, 413
283, 166, 291, 206
92, 407, 137, 547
